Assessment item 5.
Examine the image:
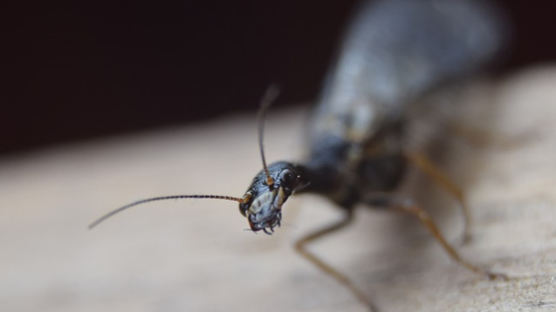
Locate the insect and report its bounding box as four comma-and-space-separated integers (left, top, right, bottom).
90, 0, 509, 310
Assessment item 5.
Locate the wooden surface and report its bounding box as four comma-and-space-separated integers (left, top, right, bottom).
1, 67, 556, 311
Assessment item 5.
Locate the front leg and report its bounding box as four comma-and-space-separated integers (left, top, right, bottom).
294, 210, 378, 311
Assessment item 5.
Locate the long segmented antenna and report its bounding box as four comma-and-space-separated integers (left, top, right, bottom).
257, 85, 280, 187
89, 194, 243, 229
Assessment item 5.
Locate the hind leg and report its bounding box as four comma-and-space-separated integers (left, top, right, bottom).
363, 193, 507, 280
404, 150, 472, 244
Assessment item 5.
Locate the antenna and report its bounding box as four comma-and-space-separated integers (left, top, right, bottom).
257, 85, 280, 187
89, 194, 244, 229
89, 87, 278, 230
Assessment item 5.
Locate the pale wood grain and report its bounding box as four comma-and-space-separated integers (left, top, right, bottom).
1, 67, 555, 312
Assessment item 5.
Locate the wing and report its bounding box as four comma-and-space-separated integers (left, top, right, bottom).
309, 0, 508, 147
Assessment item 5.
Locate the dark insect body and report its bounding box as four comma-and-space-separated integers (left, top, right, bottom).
90, 0, 508, 310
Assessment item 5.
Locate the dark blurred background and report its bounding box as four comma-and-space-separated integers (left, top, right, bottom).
2, 0, 555, 156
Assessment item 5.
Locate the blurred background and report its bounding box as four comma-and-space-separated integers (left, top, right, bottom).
2, 0, 556, 156
3, 1, 556, 311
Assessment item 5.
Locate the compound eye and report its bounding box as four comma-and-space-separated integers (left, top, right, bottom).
279, 169, 295, 187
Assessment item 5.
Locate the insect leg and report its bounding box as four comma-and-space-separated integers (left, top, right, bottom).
403, 150, 472, 244
294, 211, 378, 311
448, 123, 540, 150
364, 194, 507, 280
